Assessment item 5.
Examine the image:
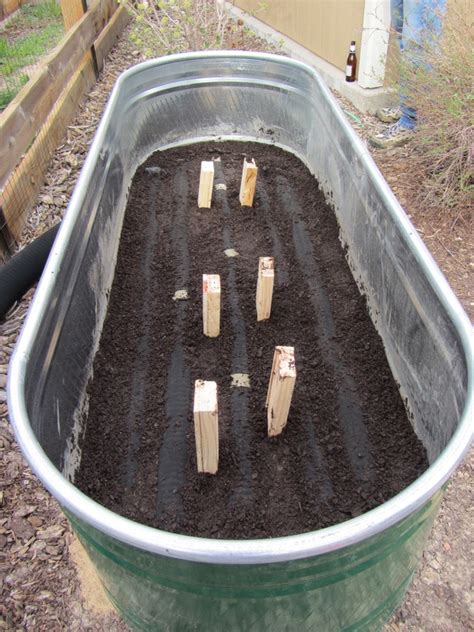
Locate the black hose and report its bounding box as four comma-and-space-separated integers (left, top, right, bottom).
0, 223, 60, 320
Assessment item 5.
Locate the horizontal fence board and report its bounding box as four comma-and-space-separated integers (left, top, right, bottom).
1, 57, 97, 241
95, 4, 130, 69
0, 0, 21, 19
0, 0, 115, 190
0, 0, 127, 245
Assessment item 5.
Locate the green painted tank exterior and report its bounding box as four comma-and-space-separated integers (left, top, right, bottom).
66, 489, 442, 631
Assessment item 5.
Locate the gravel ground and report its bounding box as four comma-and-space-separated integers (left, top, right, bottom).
0, 22, 472, 632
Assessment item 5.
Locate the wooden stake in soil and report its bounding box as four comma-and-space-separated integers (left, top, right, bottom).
266, 346, 296, 437
256, 256, 274, 321
193, 380, 219, 474
239, 158, 258, 207
198, 161, 215, 208
202, 274, 221, 337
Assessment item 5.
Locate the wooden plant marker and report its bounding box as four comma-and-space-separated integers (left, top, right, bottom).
193, 380, 219, 474
256, 256, 274, 321
198, 161, 214, 208
266, 346, 296, 437
239, 158, 258, 206
202, 274, 221, 337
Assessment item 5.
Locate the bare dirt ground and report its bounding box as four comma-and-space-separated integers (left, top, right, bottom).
0, 24, 472, 632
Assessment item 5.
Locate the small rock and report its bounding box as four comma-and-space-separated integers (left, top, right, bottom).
231, 373, 251, 388
145, 166, 161, 175
172, 289, 189, 301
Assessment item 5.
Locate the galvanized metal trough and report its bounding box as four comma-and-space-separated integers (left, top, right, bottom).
8, 53, 473, 631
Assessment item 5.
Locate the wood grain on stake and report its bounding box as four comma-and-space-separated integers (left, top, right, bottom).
202, 274, 221, 337
193, 380, 219, 474
266, 346, 296, 436
198, 160, 214, 208
256, 256, 274, 321
239, 158, 258, 206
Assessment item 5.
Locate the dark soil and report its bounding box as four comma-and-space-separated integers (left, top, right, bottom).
75, 141, 428, 539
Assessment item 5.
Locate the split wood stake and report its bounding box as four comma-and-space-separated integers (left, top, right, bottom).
239, 158, 258, 206
198, 161, 214, 208
202, 274, 221, 337
193, 380, 219, 474
256, 256, 274, 321
266, 346, 296, 437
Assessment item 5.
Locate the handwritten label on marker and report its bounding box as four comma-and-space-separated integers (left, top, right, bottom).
203, 274, 221, 337
203, 275, 221, 293
256, 256, 275, 321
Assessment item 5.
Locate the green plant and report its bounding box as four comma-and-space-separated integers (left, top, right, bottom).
119, 0, 230, 57
0, 0, 64, 108
0, 73, 29, 110
393, 1, 473, 212
0, 24, 64, 76
23, 0, 62, 20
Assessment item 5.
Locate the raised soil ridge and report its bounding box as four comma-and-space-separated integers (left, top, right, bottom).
75, 141, 428, 539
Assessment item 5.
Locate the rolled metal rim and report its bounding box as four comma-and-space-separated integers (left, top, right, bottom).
8, 52, 474, 565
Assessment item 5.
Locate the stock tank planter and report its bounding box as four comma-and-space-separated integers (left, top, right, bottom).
8, 53, 473, 631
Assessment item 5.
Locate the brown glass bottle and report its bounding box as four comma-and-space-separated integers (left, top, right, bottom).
345, 41, 357, 82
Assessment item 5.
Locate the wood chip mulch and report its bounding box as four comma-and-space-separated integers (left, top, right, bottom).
1, 20, 472, 632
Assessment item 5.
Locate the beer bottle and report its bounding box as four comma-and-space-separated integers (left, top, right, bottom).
345, 41, 357, 83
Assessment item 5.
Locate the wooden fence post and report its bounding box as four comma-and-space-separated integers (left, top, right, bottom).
0, 0, 128, 249
60, 0, 99, 77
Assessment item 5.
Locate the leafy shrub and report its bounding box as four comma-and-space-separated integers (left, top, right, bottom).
119, 0, 230, 57
395, 1, 473, 211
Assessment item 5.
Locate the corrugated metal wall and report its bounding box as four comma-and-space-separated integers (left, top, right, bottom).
234, 0, 366, 71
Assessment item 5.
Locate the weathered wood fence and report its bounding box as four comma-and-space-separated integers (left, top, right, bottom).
0, 0, 24, 21
0, 0, 129, 252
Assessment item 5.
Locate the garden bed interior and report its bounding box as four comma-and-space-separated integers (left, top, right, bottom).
75, 141, 428, 539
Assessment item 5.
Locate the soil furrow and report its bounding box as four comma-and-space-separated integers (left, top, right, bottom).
277, 175, 375, 487
122, 176, 160, 490
155, 169, 193, 519
255, 184, 290, 288
76, 141, 428, 538
214, 160, 253, 507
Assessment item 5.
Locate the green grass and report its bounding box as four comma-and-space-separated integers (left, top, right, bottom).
0, 0, 64, 108
22, 0, 63, 20
6, 0, 62, 27
0, 73, 28, 109
0, 23, 64, 76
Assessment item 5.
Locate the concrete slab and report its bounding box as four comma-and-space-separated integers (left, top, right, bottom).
227, 3, 396, 114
